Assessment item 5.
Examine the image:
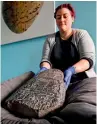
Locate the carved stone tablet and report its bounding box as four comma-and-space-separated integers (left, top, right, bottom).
5, 69, 66, 118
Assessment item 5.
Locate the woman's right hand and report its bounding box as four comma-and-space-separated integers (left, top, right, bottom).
35, 67, 48, 77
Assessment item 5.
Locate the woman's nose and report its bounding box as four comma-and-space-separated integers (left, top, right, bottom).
60, 16, 65, 21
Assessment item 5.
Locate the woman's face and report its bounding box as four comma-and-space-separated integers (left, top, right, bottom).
56, 8, 74, 32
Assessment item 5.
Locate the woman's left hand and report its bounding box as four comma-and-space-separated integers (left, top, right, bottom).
64, 66, 76, 88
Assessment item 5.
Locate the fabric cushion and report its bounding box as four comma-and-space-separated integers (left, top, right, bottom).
1, 118, 51, 124
58, 77, 96, 124
65, 77, 96, 105
59, 102, 96, 124
4, 69, 66, 118
1, 71, 35, 123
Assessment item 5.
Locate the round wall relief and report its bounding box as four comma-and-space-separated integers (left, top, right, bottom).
2, 1, 44, 33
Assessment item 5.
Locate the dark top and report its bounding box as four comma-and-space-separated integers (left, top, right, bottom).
50, 32, 88, 83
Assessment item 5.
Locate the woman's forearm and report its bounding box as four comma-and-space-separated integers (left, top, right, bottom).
40, 59, 90, 73
73, 59, 90, 73
40, 62, 51, 69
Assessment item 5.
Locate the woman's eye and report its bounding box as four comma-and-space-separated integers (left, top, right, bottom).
64, 15, 68, 18
56, 16, 61, 19
56, 15, 68, 20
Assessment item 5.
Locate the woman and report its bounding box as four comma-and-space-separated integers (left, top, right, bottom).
37, 3, 96, 88
35, 3, 96, 124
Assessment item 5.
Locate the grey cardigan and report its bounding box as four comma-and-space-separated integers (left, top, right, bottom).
40, 28, 96, 78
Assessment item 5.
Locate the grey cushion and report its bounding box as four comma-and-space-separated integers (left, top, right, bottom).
58, 77, 96, 124
59, 102, 96, 124
4, 69, 66, 118
1, 118, 51, 124
1, 71, 35, 123
65, 77, 96, 105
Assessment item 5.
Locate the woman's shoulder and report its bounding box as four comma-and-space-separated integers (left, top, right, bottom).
45, 32, 56, 44
73, 28, 89, 36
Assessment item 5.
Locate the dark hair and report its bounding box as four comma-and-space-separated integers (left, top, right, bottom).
54, 3, 76, 19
